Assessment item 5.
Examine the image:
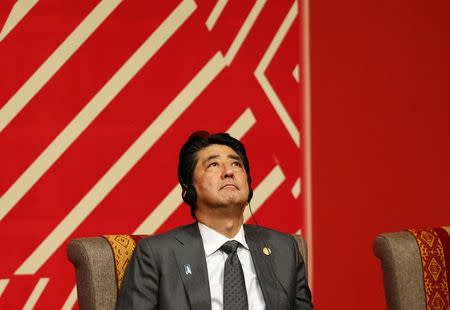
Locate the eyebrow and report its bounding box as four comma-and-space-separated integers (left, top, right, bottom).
202, 154, 242, 165
227, 154, 241, 161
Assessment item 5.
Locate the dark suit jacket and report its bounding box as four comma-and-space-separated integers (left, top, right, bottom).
116, 223, 313, 309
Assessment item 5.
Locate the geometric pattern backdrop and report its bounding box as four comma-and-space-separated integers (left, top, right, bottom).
0, 0, 310, 308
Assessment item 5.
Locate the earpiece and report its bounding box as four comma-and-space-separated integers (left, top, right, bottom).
247, 201, 258, 225
181, 183, 197, 208
247, 175, 253, 203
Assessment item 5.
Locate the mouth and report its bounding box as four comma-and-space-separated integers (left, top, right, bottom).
220, 184, 239, 190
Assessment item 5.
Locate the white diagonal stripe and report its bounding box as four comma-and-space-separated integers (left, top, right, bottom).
23, 278, 49, 310
61, 286, 77, 310
205, 0, 228, 31
134, 185, 183, 234
0, 0, 38, 42
291, 177, 301, 198
224, 0, 266, 66
292, 64, 300, 83
0, 0, 121, 133
255, 1, 300, 147
15, 50, 223, 275
226, 108, 256, 139
0, 279, 9, 297
0, 0, 196, 222
244, 164, 285, 222
134, 107, 256, 234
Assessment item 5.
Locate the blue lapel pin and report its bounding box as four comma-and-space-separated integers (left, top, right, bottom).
184, 264, 192, 275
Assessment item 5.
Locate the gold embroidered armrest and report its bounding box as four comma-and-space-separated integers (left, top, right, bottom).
102, 235, 147, 289
409, 227, 450, 309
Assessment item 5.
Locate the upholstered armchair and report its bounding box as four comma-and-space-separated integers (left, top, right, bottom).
67, 234, 309, 309
373, 227, 450, 310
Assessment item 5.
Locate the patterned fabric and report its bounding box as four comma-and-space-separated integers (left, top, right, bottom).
102, 235, 146, 289
221, 240, 248, 310
409, 227, 450, 310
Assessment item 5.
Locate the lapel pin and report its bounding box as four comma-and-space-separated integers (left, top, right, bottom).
184, 264, 192, 275
262, 247, 271, 256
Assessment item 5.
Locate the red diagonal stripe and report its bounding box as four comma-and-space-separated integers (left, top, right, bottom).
197, 0, 255, 56
0, 0, 101, 110
265, 16, 302, 129
0, 1, 15, 36
0, 0, 178, 197
0, 0, 191, 274
0, 276, 37, 309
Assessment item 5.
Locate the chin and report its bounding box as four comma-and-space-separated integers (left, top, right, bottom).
221, 197, 247, 208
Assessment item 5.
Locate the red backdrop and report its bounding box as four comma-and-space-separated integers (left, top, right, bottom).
4, 0, 449, 309
311, 0, 450, 308
0, 1, 310, 308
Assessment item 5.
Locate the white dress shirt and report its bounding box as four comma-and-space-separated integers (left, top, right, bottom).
198, 222, 266, 310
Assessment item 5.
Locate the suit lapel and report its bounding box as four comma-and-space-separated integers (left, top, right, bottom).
244, 225, 286, 310
173, 223, 211, 310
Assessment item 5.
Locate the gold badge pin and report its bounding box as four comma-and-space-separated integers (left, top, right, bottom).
262, 247, 271, 256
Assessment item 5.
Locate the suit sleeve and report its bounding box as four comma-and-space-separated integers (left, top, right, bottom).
116, 239, 159, 310
290, 235, 314, 309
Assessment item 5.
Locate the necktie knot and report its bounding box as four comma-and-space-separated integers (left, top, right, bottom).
220, 240, 240, 255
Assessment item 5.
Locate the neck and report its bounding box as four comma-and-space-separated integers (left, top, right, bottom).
195, 206, 244, 238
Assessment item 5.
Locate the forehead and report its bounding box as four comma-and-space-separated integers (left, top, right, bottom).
196, 144, 240, 161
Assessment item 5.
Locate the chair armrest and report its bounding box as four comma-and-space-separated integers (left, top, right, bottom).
373, 231, 426, 310
67, 237, 117, 309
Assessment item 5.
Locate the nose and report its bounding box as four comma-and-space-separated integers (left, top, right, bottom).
222, 163, 235, 179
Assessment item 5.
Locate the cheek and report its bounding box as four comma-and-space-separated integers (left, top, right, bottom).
242, 182, 250, 195
197, 181, 212, 192
195, 175, 216, 192
238, 172, 249, 186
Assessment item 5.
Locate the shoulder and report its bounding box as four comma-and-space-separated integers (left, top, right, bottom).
244, 224, 298, 249
136, 223, 197, 251
244, 224, 295, 240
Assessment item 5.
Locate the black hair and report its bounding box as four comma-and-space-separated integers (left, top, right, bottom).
177, 131, 252, 218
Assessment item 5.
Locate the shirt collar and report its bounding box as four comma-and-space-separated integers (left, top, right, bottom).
198, 221, 249, 257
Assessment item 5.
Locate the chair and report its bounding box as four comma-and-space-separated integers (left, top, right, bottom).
373, 227, 450, 310
67, 233, 309, 309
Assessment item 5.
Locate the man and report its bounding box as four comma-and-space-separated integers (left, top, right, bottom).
117, 131, 313, 309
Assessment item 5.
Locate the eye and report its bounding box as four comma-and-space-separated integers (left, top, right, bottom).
208, 162, 218, 168
232, 161, 242, 167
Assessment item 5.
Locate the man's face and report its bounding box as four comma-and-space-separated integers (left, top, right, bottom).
192, 144, 249, 210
